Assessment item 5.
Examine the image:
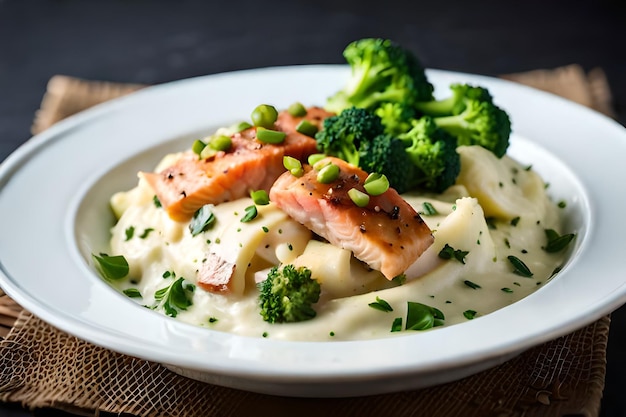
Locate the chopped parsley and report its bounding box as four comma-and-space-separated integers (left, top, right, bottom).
368, 296, 393, 312
123, 288, 142, 298
189, 204, 216, 237
241, 205, 258, 223
92, 253, 129, 281
438, 244, 469, 264
463, 310, 477, 320
420, 202, 438, 216
154, 277, 193, 318
405, 302, 445, 330
139, 228, 155, 239
124, 226, 135, 241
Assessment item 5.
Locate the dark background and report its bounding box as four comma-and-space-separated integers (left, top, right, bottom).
1, 1, 625, 416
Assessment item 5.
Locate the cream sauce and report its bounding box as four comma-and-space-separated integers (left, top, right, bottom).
107, 146, 569, 341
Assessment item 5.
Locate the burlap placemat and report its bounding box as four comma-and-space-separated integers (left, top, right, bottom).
0, 65, 617, 417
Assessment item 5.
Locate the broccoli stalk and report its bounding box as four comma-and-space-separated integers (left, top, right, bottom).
258, 264, 321, 323
414, 83, 512, 157
326, 38, 434, 114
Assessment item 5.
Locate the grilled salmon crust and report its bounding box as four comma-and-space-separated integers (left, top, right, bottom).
270, 157, 434, 279
142, 107, 333, 222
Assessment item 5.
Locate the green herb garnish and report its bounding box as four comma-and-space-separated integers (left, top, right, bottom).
154, 277, 193, 318
368, 296, 393, 312
420, 202, 438, 216
463, 310, 477, 320
438, 244, 469, 264
241, 205, 258, 223
123, 288, 142, 298
464, 280, 481, 290
543, 229, 576, 253
92, 253, 129, 281
405, 302, 445, 330
189, 204, 216, 236
390, 317, 403, 332
507, 255, 533, 277
139, 228, 154, 239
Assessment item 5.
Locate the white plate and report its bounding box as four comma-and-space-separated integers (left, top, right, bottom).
1, 65, 625, 397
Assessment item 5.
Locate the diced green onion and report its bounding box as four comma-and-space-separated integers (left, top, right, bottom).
363, 173, 389, 196
295, 120, 318, 137
316, 163, 340, 183
283, 156, 303, 177
200, 145, 217, 159
209, 135, 232, 151
287, 102, 307, 117
390, 317, 403, 332
307, 153, 326, 166
192, 139, 207, 156
250, 189, 270, 205
232, 121, 252, 132
251, 104, 278, 128
348, 188, 369, 207
421, 202, 438, 216
256, 127, 286, 144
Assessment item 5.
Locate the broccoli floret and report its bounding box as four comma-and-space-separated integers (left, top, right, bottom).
315, 107, 385, 166
414, 83, 512, 157
374, 102, 416, 136
258, 264, 321, 323
358, 134, 418, 194
399, 117, 461, 193
326, 38, 434, 114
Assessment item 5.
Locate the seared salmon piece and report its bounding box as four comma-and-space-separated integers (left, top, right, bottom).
142, 107, 333, 222
270, 157, 434, 279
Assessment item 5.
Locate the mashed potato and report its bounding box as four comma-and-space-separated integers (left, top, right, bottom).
106, 145, 570, 341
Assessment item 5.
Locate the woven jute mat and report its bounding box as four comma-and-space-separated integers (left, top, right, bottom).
0, 65, 617, 417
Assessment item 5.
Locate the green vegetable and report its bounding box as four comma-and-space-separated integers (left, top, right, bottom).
189, 204, 216, 237
463, 310, 477, 320
543, 229, 576, 253
368, 296, 393, 312
405, 302, 445, 330
316, 162, 340, 184
363, 173, 389, 196
414, 83, 511, 158
209, 135, 232, 152
123, 288, 142, 298
295, 119, 318, 137
251, 104, 279, 128
348, 188, 369, 207
250, 189, 270, 205
241, 205, 258, 223
307, 153, 326, 165
258, 264, 321, 323
464, 280, 481, 290
390, 317, 403, 332
124, 226, 135, 241
288, 102, 307, 117
507, 255, 533, 277
283, 155, 304, 177
420, 202, 438, 216
192, 139, 207, 156
315, 107, 385, 167
325, 38, 434, 114
398, 116, 461, 193
256, 127, 286, 144
154, 277, 193, 318
438, 243, 469, 264
92, 253, 129, 281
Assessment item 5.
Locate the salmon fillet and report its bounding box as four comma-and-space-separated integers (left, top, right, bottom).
142, 107, 333, 222
270, 157, 434, 279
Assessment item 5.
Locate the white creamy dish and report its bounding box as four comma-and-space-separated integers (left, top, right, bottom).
105, 144, 570, 341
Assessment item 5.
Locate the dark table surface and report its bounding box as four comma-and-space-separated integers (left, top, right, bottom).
1, 1, 625, 416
